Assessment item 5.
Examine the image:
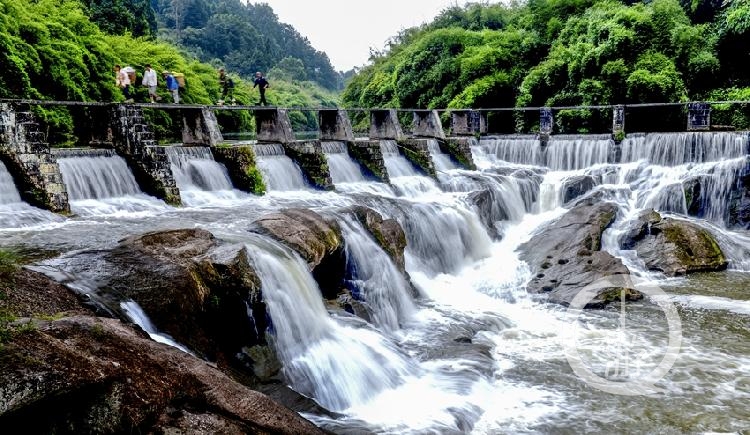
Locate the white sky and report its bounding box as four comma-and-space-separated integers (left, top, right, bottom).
254, 0, 469, 71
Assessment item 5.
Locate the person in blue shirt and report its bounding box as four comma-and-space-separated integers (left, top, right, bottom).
253, 71, 270, 106
163, 71, 179, 103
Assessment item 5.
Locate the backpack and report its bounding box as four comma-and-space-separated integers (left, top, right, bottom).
122, 66, 136, 84
172, 72, 186, 88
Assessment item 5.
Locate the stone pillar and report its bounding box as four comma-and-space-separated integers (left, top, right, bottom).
182, 108, 224, 147
211, 145, 266, 195
319, 109, 355, 142
0, 104, 70, 213
540, 107, 553, 146
284, 140, 334, 190
397, 139, 437, 178
412, 110, 446, 139
109, 105, 181, 205
687, 102, 711, 131
255, 108, 295, 144
612, 105, 625, 141
450, 110, 487, 136
369, 109, 404, 140
347, 140, 389, 183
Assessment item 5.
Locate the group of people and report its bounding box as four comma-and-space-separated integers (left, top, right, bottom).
114, 64, 270, 106
114, 64, 180, 104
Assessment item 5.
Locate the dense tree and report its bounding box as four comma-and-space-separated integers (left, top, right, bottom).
85, 0, 157, 37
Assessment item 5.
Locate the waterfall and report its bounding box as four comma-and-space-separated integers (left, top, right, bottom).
479, 136, 542, 166
620, 132, 748, 165
340, 216, 415, 331
166, 146, 234, 192
322, 141, 367, 184
545, 135, 612, 171
380, 140, 419, 177
165, 146, 244, 206
380, 140, 441, 196
0, 160, 22, 204
120, 300, 194, 354
57, 153, 142, 200
246, 236, 417, 412
426, 139, 457, 172
252, 144, 309, 191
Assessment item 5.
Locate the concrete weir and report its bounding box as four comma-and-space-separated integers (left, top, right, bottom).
321, 109, 388, 182
0, 104, 70, 213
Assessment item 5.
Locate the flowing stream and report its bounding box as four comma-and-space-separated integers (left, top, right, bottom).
1, 132, 748, 433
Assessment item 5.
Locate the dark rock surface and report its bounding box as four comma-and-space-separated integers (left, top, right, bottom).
621, 210, 728, 276
0, 316, 324, 434
561, 175, 596, 205
519, 202, 640, 307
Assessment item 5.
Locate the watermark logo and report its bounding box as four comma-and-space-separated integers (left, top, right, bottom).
562, 274, 682, 396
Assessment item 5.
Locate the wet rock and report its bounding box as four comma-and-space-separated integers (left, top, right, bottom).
345, 205, 407, 272
250, 208, 345, 299
35, 229, 268, 379
519, 202, 640, 308
728, 161, 750, 229
0, 316, 324, 434
561, 175, 596, 205
683, 176, 703, 216
466, 188, 508, 240
622, 210, 728, 276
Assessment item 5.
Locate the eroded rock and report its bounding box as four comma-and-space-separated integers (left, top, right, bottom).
0, 316, 324, 434
519, 202, 640, 307
621, 210, 728, 276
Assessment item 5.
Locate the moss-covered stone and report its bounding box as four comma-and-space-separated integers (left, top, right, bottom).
284, 141, 334, 190
398, 139, 436, 178
444, 137, 477, 170
347, 140, 389, 182
211, 145, 266, 195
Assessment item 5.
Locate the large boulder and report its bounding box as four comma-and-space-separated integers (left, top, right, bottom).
519, 202, 640, 308
250, 208, 345, 299
345, 205, 407, 272
621, 210, 728, 276
34, 229, 267, 378
0, 316, 324, 434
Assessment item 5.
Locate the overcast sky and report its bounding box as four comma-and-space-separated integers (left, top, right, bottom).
254, 0, 469, 71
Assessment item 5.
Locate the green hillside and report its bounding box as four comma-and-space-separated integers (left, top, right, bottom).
343, 0, 750, 131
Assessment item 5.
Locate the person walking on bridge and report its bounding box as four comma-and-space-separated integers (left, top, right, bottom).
163, 70, 179, 104
114, 64, 133, 103
253, 71, 270, 106
142, 64, 159, 103
218, 68, 236, 105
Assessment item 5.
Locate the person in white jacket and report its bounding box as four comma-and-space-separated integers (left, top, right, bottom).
114, 64, 133, 103
142, 64, 160, 103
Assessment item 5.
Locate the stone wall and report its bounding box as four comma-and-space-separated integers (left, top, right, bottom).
182, 108, 223, 147
443, 137, 478, 170
211, 145, 266, 195
347, 140, 389, 183
0, 104, 70, 213
109, 105, 181, 206
397, 138, 437, 178
284, 140, 334, 190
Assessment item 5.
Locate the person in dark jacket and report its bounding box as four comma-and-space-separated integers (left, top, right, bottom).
253, 71, 270, 106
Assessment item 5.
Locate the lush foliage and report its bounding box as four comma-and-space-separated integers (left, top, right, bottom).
84, 0, 157, 37
151, 0, 343, 89
0, 0, 339, 143
343, 0, 750, 131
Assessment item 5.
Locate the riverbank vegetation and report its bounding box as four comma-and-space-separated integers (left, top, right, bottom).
343, 0, 750, 132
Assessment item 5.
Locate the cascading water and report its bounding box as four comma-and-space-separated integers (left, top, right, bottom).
479, 136, 542, 167
321, 141, 366, 184
340, 215, 415, 331
545, 135, 612, 170
245, 236, 417, 412
253, 143, 309, 191
57, 151, 168, 215
120, 300, 193, 354
165, 146, 244, 206
426, 139, 457, 172
0, 160, 61, 228
620, 131, 748, 165
380, 140, 441, 196
0, 160, 22, 204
